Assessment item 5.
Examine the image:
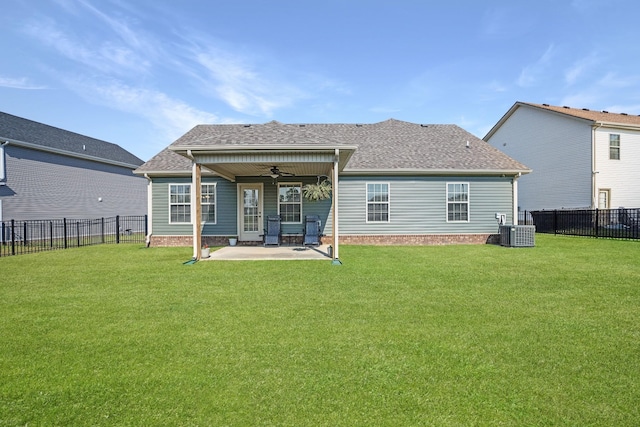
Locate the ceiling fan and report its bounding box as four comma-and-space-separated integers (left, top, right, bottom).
262, 166, 295, 180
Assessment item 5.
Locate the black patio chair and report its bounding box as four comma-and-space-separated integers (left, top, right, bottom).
303, 215, 321, 246
264, 215, 281, 246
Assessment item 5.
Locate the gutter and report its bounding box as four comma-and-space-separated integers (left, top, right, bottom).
341, 168, 531, 176
0, 137, 142, 169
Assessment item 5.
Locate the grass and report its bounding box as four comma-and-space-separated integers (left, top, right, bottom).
1, 235, 639, 426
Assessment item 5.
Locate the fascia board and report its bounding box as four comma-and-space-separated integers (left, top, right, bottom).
2, 137, 141, 169
342, 168, 532, 176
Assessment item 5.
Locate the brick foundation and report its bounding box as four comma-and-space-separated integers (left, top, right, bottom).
150, 234, 500, 247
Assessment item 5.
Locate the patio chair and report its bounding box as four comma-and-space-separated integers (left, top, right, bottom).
264, 215, 281, 246
303, 215, 321, 246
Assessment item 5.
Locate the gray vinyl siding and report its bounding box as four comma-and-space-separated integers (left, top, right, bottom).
487, 106, 593, 210
337, 176, 513, 234
152, 176, 334, 237
0, 145, 146, 221
151, 177, 237, 236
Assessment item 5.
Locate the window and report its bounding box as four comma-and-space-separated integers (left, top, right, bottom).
278, 183, 302, 223
367, 183, 389, 222
170, 184, 191, 223
447, 183, 469, 222
609, 134, 620, 160
170, 183, 218, 224
201, 184, 216, 223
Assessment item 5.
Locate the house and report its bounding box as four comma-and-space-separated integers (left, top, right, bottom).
135, 119, 530, 261
0, 111, 147, 221
484, 102, 640, 211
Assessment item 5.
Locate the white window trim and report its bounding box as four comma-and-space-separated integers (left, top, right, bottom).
446, 182, 470, 223
278, 182, 303, 224
365, 182, 391, 223
609, 134, 620, 160
201, 182, 217, 224
169, 183, 192, 224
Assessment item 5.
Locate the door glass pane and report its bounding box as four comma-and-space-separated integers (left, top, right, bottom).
243, 189, 259, 232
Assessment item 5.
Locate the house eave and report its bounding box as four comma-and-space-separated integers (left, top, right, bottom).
169, 144, 358, 153
2, 137, 141, 169
342, 168, 531, 176
593, 121, 640, 131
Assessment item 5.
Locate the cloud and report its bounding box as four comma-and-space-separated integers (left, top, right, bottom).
0, 75, 46, 90
23, 16, 151, 76
565, 52, 600, 85
517, 44, 556, 87
190, 47, 306, 116
65, 76, 226, 144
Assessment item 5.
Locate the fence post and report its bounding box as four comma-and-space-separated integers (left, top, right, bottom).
23, 222, 28, 246
595, 208, 599, 238
63, 218, 68, 249
11, 219, 15, 256
144, 214, 148, 237
50, 221, 53, 248
76, 221, 81, 247
116, 215, 120, 244
553, 210, 558, 235
101, 217, 105, 244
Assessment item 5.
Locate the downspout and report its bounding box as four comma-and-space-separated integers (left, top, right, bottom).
192, 162, 202, 260
0, 141, 8, 184
144, 173, 153, 246
591, 123, 603, 208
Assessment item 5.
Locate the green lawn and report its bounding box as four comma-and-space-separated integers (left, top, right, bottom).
1, 235, 639, 426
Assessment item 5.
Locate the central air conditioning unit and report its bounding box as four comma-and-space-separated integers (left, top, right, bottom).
499, 225, 535, 247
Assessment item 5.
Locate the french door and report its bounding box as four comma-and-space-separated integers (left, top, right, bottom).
238, 184, 263, 241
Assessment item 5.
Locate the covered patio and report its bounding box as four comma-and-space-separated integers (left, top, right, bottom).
202, 244, 332, 261
168, 122, 356, 264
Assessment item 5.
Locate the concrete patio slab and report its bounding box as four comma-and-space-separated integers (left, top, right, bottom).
203, 244, 331, 261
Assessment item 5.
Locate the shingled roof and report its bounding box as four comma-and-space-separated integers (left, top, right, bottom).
0, 111, 144, 167
136, 119, 530, 175
484, 102, 640, 141
524, 102, 640, 126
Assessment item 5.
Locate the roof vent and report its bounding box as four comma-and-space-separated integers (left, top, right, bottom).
356, 124, 363, 127
582, 108, 590, 111
420, 124, 428, 127
621, 113, 628, 116
602, 111, 609, 113
542, 103, 550, 106
563, 106, 570, 109
243, 124, 251, 127
299, 124, 306, 127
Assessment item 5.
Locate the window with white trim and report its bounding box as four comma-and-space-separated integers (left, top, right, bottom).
609, 134, 620, 160
170, 184, 191, 223
367, 183, 389, 222
278, 183, 302, 223
201, 184, 216, 223
447, 183, 469, 222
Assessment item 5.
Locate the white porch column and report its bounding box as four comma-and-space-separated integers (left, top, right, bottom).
332, 149, 341, 264
192, 162, 202, 259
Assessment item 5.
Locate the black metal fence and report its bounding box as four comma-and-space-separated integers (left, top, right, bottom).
519, 208, 639, 240
0, 215, 148, 257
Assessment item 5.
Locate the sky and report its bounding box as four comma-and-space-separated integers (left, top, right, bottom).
1, 0, 640, 162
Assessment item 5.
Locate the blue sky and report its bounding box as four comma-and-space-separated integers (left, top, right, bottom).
1, 0, 639, 161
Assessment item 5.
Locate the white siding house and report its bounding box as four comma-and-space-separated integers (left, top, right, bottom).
484, 102, 640, 211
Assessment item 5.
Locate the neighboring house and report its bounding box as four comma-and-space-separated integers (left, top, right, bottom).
484, 102, 640, 211
0, 111, 147, 221
135, 119, 530, 260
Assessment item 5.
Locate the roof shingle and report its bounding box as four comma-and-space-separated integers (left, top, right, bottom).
0, 111, 144, 167
136, 118, 529, 174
